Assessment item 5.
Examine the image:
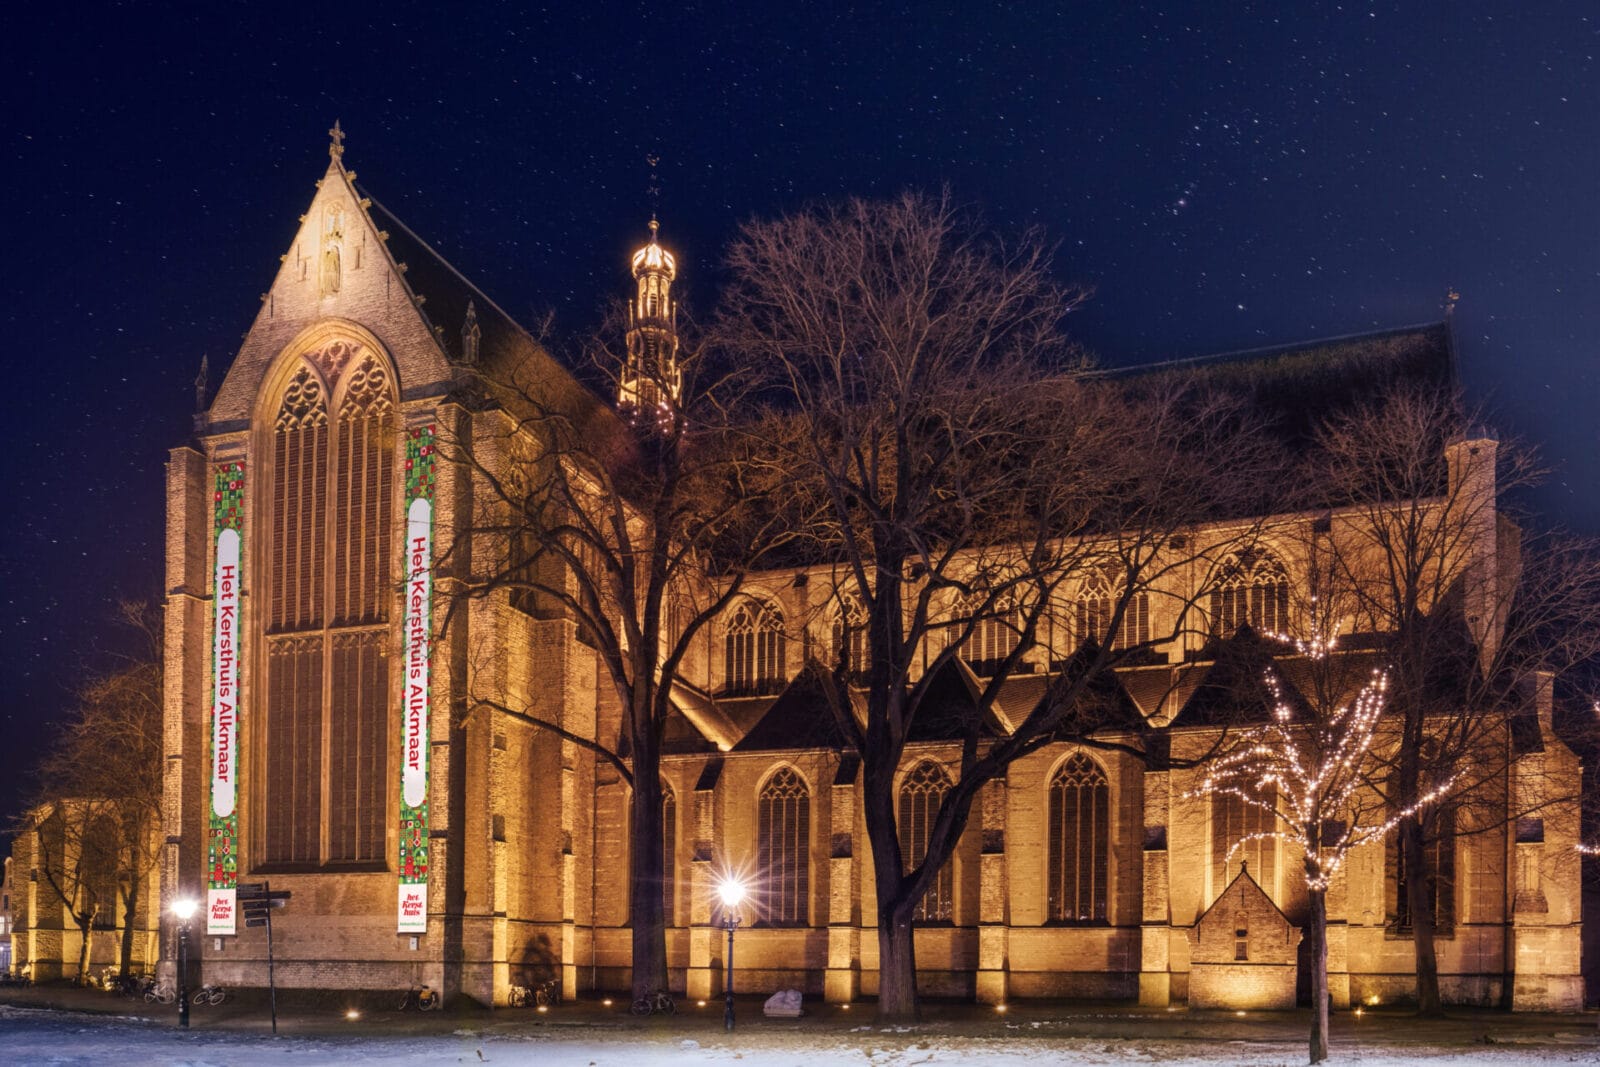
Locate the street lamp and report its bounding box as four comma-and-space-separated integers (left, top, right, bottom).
171, 898, 198, 1029
716, 878, 746, 1032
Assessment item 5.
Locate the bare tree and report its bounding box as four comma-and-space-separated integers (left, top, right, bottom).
1309, 385, 1600, 1013
437, 312, 798, 1003
17, 601, 164, 980
720, 191, 1272, 1017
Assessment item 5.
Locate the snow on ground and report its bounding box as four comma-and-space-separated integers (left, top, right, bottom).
1, 1005, 1597, 1067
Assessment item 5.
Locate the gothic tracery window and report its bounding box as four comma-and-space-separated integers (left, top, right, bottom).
724, 599, 786, 696
757, 767, 810, 925
1047, 754, 1110, 923
1210, 550, 1290, 637
264, 351, 393, 867
899, 761, 955, 922
1211, 785, 1277, 904
832, 592, 868, 684
1074, 573, 1150, 652
962, 591, 1021, 676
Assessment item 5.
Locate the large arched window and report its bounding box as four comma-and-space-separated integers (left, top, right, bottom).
831, 592, 868, 684
1075, 573, 1150, 651
724, 599, 786, 696
899, 761, 954, 922
662, 784, 677, 924
263, 347, 394, 867
1048, 754, 1110, 923
757, 767, 810, 925
1211, 785, 1277, 902
1211, 550, 1290, 636
1386, 757, 1456, 936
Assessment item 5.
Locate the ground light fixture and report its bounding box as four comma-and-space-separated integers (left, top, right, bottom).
170, 898, 199, 1029
716, 877, 747, 1032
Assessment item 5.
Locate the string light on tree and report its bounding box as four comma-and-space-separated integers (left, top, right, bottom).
1189, 616, 1458, 1064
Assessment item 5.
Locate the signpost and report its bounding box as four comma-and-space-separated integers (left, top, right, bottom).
238, 882, 290, 1033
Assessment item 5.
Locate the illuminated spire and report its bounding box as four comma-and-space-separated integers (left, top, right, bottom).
619, 217, 681, 427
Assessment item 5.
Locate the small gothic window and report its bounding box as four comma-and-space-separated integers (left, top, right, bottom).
831, 593, 868, 684
757, 768, 810, 925
724, 599, 787, 696
1047, 754, 1110, 923
961, 591, 1021, 676
1075, 573, 1150, 651
898, 761, 954, 922
1211, 550, 1290, 636
1235, 924, 1249, 961
662, 784, 677, 924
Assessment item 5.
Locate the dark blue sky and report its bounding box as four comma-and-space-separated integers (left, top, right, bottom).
3, 2, 1595, 821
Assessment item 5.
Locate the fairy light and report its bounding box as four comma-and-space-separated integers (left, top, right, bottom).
1188, 620, 1458, 891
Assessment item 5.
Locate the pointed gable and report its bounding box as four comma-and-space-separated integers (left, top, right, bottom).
205, 136, 609, 440
732, 662, 853, 752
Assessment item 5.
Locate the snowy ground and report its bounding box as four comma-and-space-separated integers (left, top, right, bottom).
0, 999, 1597, 1066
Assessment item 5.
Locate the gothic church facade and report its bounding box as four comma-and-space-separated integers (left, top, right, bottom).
157, 136, 1586, 1010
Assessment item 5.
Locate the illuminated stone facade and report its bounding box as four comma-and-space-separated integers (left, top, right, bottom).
159, 140, 1587, 1011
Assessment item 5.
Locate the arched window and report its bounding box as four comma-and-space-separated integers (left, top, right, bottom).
1211, 785, 1277, 903
263, 348, 394, 867
899, 761, 954, 922
831, 593, 868, 684
724, 599, 786, 696
1211, 551, 1290, 637
757, 767, 810, 925
1386, 758, 1456, 936
1048, 755, 1110, 923
962, 592, 1020, 677
1075, 574, 1150, 651
662, 784, 677, 924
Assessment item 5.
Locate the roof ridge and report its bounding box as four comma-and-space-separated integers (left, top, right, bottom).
1078, 320, 1449, 380
356, 186, 534, 341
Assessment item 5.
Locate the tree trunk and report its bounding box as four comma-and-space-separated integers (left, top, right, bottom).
75, 903, 95, 984
875, 901, 918, 1020
1400, 817, 1442, 1014
119, 876, 140, 975
862, 755, 918, 1020
628, 767, 669, 1002
1307, 883, 1329, 1065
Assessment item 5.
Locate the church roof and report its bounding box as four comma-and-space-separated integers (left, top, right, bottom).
731, 662, 855, 753
359, 189, 617, 434
1103, 321, 1457, 448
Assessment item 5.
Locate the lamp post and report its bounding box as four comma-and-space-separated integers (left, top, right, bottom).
716, 878, 746, 1032
171, 898, 197, 1029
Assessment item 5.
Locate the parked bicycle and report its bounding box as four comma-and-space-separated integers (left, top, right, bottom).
399, 982, 441, 1011
193, 984, 228, 1007
144, 981, 176, 1005
630, 989, 675, 1016
118, 973, 157, 999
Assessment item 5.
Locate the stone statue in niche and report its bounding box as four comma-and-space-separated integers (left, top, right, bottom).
321, 205, 344, 296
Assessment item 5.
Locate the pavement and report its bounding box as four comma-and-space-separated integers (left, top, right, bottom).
1, 981, 1597, 1052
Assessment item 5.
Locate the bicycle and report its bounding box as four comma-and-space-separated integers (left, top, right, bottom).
534, 978, 562, 1007
630, 989, 675, 1016
144, 981, 176, 1005
508, 984, 533, 1008
399, 982, 441, 1011
194, 984, 228, 1007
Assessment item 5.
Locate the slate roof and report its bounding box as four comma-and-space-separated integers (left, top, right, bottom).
731, 663, 855, 753
359, 188, 619, 439
1102, 322, 1457, 449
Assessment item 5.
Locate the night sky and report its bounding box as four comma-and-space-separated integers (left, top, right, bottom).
3, 3, 1595, 824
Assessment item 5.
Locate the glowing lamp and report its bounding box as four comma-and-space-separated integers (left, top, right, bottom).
171, 898, 199, 921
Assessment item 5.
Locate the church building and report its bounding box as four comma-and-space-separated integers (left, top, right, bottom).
155, 132, 1587, 1011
